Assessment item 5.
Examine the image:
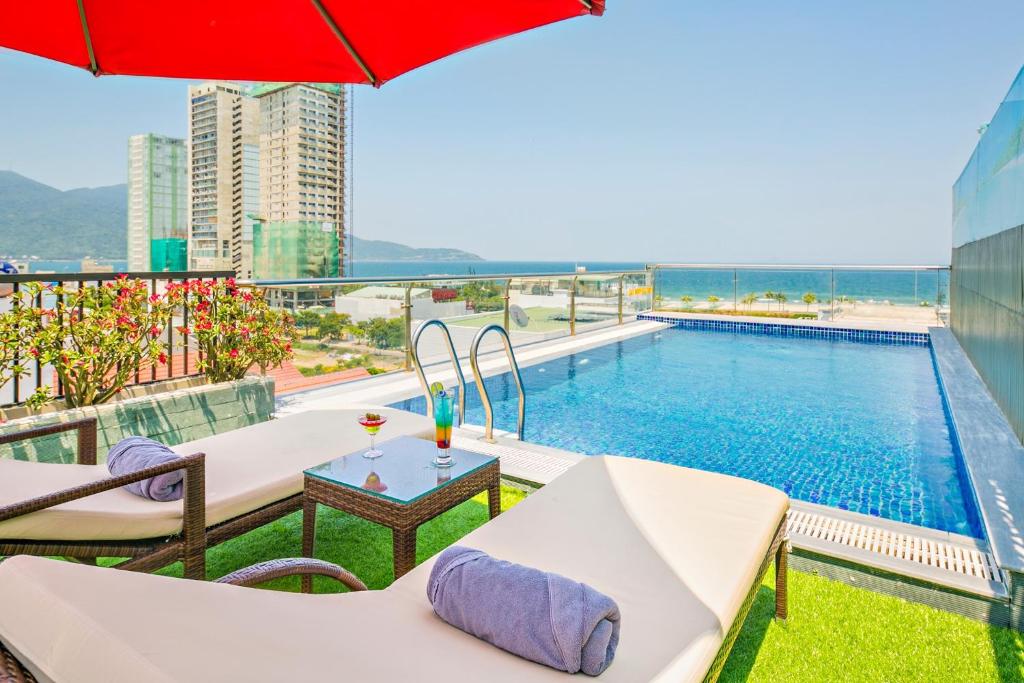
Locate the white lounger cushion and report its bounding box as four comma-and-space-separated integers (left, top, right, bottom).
0, 409, 433, 541
0, 456, 787, 683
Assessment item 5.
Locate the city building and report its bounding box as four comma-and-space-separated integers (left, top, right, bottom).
126, 133, 187, 272
186, 82, 260, 276
334, 285, 467, 322
250, 82, 346, 279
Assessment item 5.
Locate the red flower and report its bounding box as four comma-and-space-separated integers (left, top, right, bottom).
28, 348, 39, 358
149, 294, 161, 304
242, 292, 254, 302
158, 353, 168, 365
229, 349, 239, 359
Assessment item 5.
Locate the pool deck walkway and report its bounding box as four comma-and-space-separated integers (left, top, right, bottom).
638, 309, 934, 333
930, 327, 1024, 627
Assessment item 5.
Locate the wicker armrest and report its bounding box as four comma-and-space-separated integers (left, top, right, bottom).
214, 558, 368, 592
0, 639, 34, 683
0, 452, 206, 524
0, 417, 98, 465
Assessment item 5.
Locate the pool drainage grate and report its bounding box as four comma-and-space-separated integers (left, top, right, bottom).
787, 506, 1004, 587
450, 440, 1006, 598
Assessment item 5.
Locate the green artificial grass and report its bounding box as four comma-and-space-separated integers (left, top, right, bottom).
132, 487, 1021, 682
150, 486, 527, 591
448, 307, 570, 333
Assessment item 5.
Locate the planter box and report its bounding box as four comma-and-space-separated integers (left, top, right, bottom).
0, 376, 275, 464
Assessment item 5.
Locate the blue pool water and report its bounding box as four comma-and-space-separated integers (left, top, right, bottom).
392, 327, 982, 537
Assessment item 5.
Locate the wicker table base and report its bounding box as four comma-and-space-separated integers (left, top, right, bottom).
302, 459, 500, 590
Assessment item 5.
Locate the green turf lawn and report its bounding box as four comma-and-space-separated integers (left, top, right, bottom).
147, 487, 1021, 682
447, 307, 569, 332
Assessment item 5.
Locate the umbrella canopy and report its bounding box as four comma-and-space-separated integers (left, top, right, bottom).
0, 0, 604, 86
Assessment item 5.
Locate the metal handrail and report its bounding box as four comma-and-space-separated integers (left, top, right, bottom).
650, 263, 950, 271
410, 319, 467, 424
469, 324, 525, 442
0, 270, 235, 284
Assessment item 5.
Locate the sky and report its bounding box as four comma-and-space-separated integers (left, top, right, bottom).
1, 0, 1023, 264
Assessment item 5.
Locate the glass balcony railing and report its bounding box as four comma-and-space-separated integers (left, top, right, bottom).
249, 269, 651, 385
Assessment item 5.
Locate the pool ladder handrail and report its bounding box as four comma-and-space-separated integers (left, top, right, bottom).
410, 319, 467, 425
469, 323, 526, 442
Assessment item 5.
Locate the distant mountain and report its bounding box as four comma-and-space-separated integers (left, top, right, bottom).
0, 171, 484, 262
351, 237, 482, 262
0, 171, 126, 259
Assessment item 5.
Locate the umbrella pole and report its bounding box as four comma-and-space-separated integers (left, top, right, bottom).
309, 0, 378, 86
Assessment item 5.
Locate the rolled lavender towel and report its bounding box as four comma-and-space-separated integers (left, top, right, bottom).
427, 546, 620, 676
107, 436, 184, 502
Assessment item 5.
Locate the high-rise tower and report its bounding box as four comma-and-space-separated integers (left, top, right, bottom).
126, 134, 187, 272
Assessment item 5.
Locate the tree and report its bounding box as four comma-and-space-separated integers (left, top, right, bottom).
462, 281, 504, 312
707, 294, 721, 309
295, 310, 321, 337
680, 295, 694, 308
774, 291, 788, 311
763, 291, 775, 311
363, 317, 405, 349
802, 292, 818, 311
741, 292, 758, 310
317, 312, 351, 341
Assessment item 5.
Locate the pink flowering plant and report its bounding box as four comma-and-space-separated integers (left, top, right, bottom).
0, 300, 46, 404
17, 277, 172, 408
163, 278, 296, 384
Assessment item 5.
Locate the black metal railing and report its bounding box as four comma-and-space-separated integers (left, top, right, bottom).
0, 270, 233, 407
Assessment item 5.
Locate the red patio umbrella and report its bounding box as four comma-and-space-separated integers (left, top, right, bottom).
0, 0, 604, 86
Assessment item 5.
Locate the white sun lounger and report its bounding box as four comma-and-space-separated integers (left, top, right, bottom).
0, 454, 788, 682
0, 409, 436, 578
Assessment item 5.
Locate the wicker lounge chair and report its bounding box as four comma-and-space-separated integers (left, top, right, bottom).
0, 456, 788, 683
0, 409, 436, 580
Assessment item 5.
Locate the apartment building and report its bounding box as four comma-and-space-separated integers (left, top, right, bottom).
186, 82, 260, 276
126, 134, 186, 271
251, 82, 346, 279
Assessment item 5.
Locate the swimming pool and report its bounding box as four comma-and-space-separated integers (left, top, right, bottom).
392, 326, 982, 537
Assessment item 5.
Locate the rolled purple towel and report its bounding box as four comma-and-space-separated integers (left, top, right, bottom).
427, 546, 620, 676
106, 436, 184, 502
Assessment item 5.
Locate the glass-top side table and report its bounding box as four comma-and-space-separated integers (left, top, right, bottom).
301, 435, 501, 586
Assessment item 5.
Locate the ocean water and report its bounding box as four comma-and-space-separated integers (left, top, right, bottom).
392, 327, 981, 537
6, 259, 128, 274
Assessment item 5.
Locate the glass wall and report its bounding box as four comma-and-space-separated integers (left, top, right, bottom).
652, 266, 947, 323
951, 65, 1024, 441
953, 66, 1024, 247
254, 270, 648, 389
